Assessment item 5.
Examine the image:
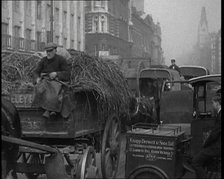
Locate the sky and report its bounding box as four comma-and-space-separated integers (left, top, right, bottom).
144, 0, 221, 65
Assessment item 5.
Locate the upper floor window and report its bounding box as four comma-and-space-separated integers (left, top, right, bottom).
94, 1, 101, 7
37, 0, 42, 20
63, 11, 67, 27
25, 29, 32, 40
14, 26, 21, 37
77, 16, 81, 28
55, 8, 59, 22
36, 31, 41, 42
47, 4, 51, 22
2, 1, 7, 8
71, 14, 74, 31
63, 38, 67, 48
25, 1, 32, 15
2, 23, 9, 35
94, 16, 99, 32
14, 0, 20, 13
71, 39, 74, 49
78, 41, 81, 50
101, 16, 105, 32
55, 36, 59, 45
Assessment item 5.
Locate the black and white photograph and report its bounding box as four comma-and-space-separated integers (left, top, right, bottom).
2, 0, 221, 179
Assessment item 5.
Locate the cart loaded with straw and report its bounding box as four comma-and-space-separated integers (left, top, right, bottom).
1, 48, 132, 179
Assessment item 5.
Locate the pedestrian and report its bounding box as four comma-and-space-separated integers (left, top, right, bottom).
191, 92, 221, 179
33, 42, 70, 118
169, 59, 180, 74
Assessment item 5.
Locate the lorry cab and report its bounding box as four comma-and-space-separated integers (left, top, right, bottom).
138, 68, 181, 98
137, 68, 184, 122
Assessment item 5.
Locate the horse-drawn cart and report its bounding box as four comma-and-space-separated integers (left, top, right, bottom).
2, 50, 131, 179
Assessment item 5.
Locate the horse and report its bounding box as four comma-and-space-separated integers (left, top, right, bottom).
2, 96, 22, 179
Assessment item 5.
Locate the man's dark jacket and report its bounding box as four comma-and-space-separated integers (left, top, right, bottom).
203, 110, 221, 152
33, 54, 70, 81
169, 64, 180, 73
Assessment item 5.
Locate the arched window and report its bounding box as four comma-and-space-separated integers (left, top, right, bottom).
94, 16, 99, 32
101, 16, 105, 32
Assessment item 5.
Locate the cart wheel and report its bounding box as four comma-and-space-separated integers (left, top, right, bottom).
24, 153, 44, 179
101, 114, 121, 179
78, 146, 98, 179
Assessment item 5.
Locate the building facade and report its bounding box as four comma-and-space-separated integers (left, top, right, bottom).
85, 0, 131, 57
2, 1, 85, 52
85, 0, 163, 67
129, 4, 163, 65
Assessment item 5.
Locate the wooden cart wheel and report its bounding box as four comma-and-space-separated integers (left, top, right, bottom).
101, 114, 121, 179
77, 146, 99, 179
24, 153, 44, 179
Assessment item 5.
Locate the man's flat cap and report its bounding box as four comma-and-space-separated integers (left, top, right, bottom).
44, 42, 57, 51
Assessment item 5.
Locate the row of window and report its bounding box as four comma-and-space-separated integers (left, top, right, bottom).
2, 22, 82, 50
3, 1, 81, 23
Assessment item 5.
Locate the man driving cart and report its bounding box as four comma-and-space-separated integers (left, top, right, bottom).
33, 42, 70, 118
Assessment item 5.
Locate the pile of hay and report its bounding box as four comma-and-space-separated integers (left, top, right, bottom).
1, 50, 41, 94
67, 50, 131, 112
2, 49, 131, 113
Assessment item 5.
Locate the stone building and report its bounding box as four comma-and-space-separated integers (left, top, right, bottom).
129, 2, 163, 65
85, 0, 131, 57
85, 0, 163, 68
2, 1, 85, 52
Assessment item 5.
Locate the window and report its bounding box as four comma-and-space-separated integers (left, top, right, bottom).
94, 1, 101, 7
77, 16, 81, 28
71, 40, 74, 49
47, 4, 51, 22
36, 31, 41, 42
36, 31, 42, 50
14, 26, 21, 37
3, 1, 7, 8
25, 29, 31, 40
71, 14, 74, 31
77, 16, 81, 40
55, 8, 59, 22
63, 38, 67, 48
101, 44, 105, 50
2, 23, 9, 35
94, 44, 98, 56
101, 16, 105, 32
63, 11, 67, 27
101, 1, 106, 8
46, 31, 51, 43
25, 1, 31, 15
14, 0, 20, 12
37, 0, 42, 19
78, 41, 81, 50
25, 29, 31, 50
55, 36, 59, 45
94, 16, 99, 32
